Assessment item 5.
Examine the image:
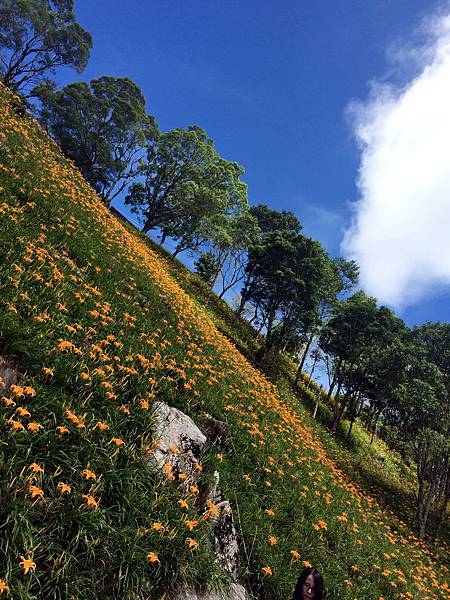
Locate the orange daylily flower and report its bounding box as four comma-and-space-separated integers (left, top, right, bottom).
19, 556, 36, 574
185, 537, 198, 550
82, 494, 99, 509
147, 552, 160, 563
57, 482, 72, 494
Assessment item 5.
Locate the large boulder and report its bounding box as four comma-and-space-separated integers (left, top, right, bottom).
151, 402, 207, 482
150, 402, 247, 600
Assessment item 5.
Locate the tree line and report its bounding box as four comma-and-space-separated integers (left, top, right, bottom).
1, 0, 448, 542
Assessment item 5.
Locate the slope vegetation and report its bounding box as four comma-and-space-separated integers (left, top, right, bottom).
0, 84, 448, 599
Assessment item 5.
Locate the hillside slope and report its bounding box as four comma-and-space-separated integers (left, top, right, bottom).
0, 84, 448, 599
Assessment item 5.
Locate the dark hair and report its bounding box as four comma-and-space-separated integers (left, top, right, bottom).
292, 568, 324, 600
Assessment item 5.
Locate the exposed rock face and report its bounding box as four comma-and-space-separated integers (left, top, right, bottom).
212, 501, 240, 578
170, 583, 247, 600
152, 401, 207, 478
207, 470, 221, 503
0, 357, 18, 394
150, 401, 248, 600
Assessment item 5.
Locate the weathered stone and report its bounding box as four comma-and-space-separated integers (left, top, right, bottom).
0, 357, 18, 394
151, 402, 207, 482
148, 402, 248, 600
207, 470, 221, 503
212, 501, 240, 578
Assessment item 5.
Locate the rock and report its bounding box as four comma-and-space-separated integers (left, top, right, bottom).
212, 501, 240, 578
151, 402, 207, 480
207, 470, 221, 503
0, 357, 18, 395
202, 414, 231, 446
149, 403, 248, 600
170, 583, 247, 600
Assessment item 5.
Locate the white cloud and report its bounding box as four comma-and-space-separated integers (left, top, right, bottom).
342, 10, 450, 309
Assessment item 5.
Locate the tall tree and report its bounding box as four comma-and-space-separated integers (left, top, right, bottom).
0, 0, 92, 95
319, 292, 405, 434
409, 322, 450, 538
124, 126, 248, 243
235, 205, 302, 317
391, 351, 449, 539
198, 209, 260, 298
35, 76, 155, 203
245, 231, 327, 365
295, 257, 359, 383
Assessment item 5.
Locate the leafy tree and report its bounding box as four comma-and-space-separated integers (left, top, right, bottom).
202, 209, 260, 298
409, 322, 450, 538
294, 256, 359, 384
35, 76, 155, 202
390, 352, 449, 539
124, 126, 248, 245
0, 0, 92, 95
194, 251, 218, 286
245, 231, 327, 365
235, 204, 302, 317
319, 292, 405, 434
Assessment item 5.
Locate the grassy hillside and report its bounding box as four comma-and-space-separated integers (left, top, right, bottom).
0, 84, 448, 600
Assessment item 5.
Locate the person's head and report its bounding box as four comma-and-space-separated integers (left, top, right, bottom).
292, 567, 324, 600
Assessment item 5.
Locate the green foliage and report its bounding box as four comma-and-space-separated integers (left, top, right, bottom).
35, 76, 155, 202
246, 231, 328, 363
194, 251, 218, 286
0, 82, 448, 600
124, 125, 248, 249
0, 0, 92, 95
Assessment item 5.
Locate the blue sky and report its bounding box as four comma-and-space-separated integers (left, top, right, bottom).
60, 0, 450, 327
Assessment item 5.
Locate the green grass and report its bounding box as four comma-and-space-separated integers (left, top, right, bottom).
0, 83, 448, 600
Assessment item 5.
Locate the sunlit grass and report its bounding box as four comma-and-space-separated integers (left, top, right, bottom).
0, 83, 448, 599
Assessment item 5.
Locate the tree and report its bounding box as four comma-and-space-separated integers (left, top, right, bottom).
245, 231, 327, 365
194, 251, 217, 286
0, 0, 92, 96
124, 126, 248, 245
202, 209, 260, 298
409, 322, 450, 537
294, 257, 359, 384
235, 205, 302, 317
35, 76, 155, 203
391, 352, 449, 539
319, 292, 405, 434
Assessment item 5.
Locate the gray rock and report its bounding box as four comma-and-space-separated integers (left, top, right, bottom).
212, 501, 240, 578
0, 357, 18, 394
151, 402, 207, 481
149, 403, 248, 600
207, 470, 221, 503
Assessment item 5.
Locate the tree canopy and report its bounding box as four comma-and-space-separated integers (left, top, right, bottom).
0, 0, 92, 95
35, 76, 155, 202
124, 125, 248, 244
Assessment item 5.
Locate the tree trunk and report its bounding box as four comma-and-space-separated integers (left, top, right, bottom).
235, 272, 252, 317
435, 463, 449, 539
370, 417, 378, 445
312, 400, 319, 419
331, 386, 348, 434
160, 229, 168, 245
297, 332, 315, 377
